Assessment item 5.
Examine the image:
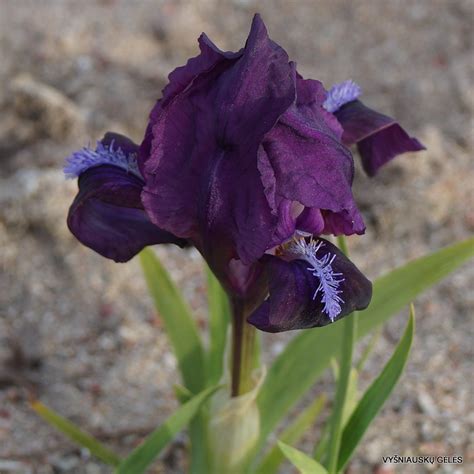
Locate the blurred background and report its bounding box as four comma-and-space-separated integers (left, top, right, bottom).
0, 0, 472, 473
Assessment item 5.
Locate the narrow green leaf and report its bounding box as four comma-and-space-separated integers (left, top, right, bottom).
31, 400, 120, 466
257, 237, 473, 451
117, 386, 219, 474
189, 414, 210, 474
342, 368, 359, 427
278, 442, 328, 474
173, 384, 193, 404
356, 327, 381, 372
326, 313, 356, 473
206, 265, 231, 386
256, 395, 326, 474
338, 307, 415, 470
140, 248, 205, 393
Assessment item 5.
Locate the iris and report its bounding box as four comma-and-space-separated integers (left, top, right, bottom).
65, 14, 421, 332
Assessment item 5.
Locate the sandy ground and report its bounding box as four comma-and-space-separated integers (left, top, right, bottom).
0, 1, 473, 473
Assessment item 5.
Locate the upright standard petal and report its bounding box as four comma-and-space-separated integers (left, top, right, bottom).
138, 34, 242, 173
141, 14, 295, 291
247, 238, 372, 332
334, 100, 425, 176
66, 135, 186, 262
258, 105, 365, 239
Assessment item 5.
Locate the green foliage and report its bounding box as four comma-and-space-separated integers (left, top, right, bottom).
338, 307, 415, 471
278, 442, 328, 474
31, 401, 120, 466
256, 395, 326, 474
206, 265, 231, 386
116, 386, 219, 474
140, 248, 206, 394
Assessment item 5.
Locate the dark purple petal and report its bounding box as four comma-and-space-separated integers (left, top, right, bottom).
248, 238, 372, 332
162, 33, 241, 107
295, 75, 344, 140
141, 14, 295, 287
296, 207, 325, 235
67, 165, 186, 263
214, 14, 295, 145
138, 34, 242, 173
101, 132, 140, 158
258, 108, 365, 237
334, 100, 426, 176
321, 208, 365, 236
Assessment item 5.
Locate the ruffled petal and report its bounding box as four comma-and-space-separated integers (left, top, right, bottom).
67, 165, 186, 262
141, 14, 295, 285
214, 14, 295, 146
295, 75, 344, 140
334, 100, 425, 176
138, 34, 242, 173
248, 238, 372, 332
162, 33, 242, 107
258, 107, 365, 238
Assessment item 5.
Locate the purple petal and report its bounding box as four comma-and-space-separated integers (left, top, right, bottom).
296, 207, 325, 235
101, 132, 141, 157
162, 33, 242, 108
141, 14, 295, 283
138, 34, 242, 173
258, 107, 365, 237
248, 238, 372, 332
334, 100, 426, 176
295, 75, 344, 139
67, 165, 186, 262
214, 14, 295, 145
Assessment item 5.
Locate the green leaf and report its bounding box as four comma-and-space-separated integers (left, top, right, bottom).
278, 442, 328, 474
117, 386, 219, 474
338, 307, 415, 471
257, 237, 473, 451
31, 400, 120, 466
342, 367, 359, 427
173, 384, 193, 404
189, 414, 210, 474
139, 248, 205, 394
206, 265, 231, 386
256, 395, 326, 474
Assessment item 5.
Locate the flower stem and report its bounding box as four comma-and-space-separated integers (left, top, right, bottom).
326, 236, 357, 474
231, 298, 257, 397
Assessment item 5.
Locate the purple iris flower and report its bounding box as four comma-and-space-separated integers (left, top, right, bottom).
323, 80, 426, 176
66, 14, 373, 333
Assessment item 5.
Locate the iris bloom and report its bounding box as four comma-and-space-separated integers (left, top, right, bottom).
65, 15, 422, 332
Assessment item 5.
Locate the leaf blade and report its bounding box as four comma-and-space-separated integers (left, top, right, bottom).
256, 395, 326, 474
278, 442, 328, 474
139, 248, 206, 393
117, 386, 219, 474
338, 307, 415, 470
31, 401, 120, 466
206, 265, 231, 386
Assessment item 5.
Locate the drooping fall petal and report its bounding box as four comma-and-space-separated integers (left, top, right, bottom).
334, 99, 425, 176
248, 238, 372, 332
66, 134, 186, 262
